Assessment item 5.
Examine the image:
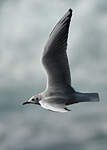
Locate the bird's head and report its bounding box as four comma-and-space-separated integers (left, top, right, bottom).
22, 95, 40, 105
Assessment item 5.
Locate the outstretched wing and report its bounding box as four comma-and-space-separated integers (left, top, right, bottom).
42, 9, 72, 88
39, 98, 71, 113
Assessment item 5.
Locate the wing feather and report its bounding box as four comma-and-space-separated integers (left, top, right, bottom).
39, 100, 70, 112
42, 9, 72, 88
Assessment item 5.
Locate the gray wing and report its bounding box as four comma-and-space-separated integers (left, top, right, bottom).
42, 9, 72, 88
39, 97, 71, 112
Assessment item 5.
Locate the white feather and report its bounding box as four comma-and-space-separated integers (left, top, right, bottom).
39, 101, 69, 112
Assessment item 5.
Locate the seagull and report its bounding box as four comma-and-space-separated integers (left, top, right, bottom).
22, 9, 99, 112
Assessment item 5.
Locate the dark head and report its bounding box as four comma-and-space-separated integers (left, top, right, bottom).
22, 95, 40, 105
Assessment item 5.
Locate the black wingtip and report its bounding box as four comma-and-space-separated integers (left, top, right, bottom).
68, 8, 72, 15
69, 8, 72, 12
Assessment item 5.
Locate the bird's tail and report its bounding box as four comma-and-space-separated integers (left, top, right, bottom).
74, 92, 100, 103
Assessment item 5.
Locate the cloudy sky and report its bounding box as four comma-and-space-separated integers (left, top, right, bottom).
0, 0, 107, 89
0, 0, 107, 150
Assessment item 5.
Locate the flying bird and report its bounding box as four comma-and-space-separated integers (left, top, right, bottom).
23, 9, 99, 112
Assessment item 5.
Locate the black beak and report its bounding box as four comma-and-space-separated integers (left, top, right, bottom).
22, 101, 31, 105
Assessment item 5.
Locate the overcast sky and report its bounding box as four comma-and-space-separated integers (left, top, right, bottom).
0, 0, 107, 90
0, 1, 107, 150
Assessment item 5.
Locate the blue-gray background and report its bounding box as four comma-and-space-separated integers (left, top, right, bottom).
0, 0, 107, 150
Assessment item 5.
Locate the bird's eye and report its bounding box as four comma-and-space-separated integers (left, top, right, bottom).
32, 98, 35, 101
36, 97, 38, 100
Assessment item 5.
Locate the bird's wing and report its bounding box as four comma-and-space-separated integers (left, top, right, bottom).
39, 98, 70, 112
42, 9, 72, 88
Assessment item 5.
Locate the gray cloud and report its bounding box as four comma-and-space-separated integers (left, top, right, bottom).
0, 0, 106, 89
0, 107, 107, 150
0, 0, 107, 149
